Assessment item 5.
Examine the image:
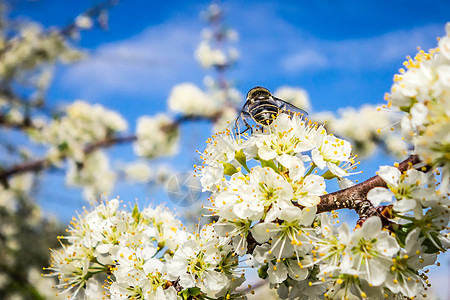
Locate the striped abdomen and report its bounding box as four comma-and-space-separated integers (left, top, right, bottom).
249, 100, 280, 125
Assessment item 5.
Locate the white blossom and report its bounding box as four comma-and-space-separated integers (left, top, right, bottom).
124, 161, 153, 182
134, 114, 180, 158
274, 86, 311, 111
340, 217, 400, 286
168, 82, 219, 117
195, 41, 227, 68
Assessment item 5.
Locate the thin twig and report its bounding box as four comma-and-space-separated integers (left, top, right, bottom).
84, 135, 137, 154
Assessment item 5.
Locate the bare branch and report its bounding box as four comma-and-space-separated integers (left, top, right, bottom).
59, 0, 118, 37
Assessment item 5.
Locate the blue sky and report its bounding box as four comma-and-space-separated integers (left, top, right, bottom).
11, 0, 450, 119
9, 1, 450, 297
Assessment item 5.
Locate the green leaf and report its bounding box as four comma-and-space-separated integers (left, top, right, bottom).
399, 105, 411, 113
179, 287, 202, 299
188, 287, 201, 296
258, 264, 269, 279
58, 141, 69, 152
131, 203, 141, 221
235, 150, 250, 172
422, 232, 443, 253
322, 170, 337, 180
257, 156, 279, 174
180, 290, 189, 299
223, 162, 238, 176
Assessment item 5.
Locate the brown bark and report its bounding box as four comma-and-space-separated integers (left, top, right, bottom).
315, 154, 423, 225
0, 135, 136, 187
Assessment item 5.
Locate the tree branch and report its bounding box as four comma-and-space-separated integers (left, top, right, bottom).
0, 135, 137, 187
84, 135, 137, 154
315, 154, 423, 225
0, 159, 47, 188
0, 113, 221, 186
0, 113, 35, 130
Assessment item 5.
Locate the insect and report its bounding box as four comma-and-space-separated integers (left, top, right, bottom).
235, 86, 308, 134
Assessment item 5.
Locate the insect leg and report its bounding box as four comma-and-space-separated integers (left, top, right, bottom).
236, 111, 253, 135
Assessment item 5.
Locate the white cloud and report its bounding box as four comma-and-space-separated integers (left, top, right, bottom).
59, 18, 204, 100
321, 25, 442, 70
281, 49, 328, 71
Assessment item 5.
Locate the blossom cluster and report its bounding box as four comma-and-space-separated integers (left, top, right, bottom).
43, 20, 450, 300
274, 86, 311, 112
166, 82, 242, 123
28, 101, 127, 198
45, 111, 449, 299
165, 3, 242, 131
0, 21, 83, 131
195, 4, 239, 69
0, 23, 82, 81
134, 114, 180, 159
45, 199, 245, 300
31, 100, 128, 162
386, 22, 450, 191
318, 104, 409, 158
194, 111, 449, 299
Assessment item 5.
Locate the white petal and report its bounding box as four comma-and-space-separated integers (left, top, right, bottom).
179, 273, 195, 288
378, 166, 400, 187
364, 258, 387, 286
327, 162, 348, 177
287, 260, 308, 281
278, 206, 303, 222
393, 198, 417, 212
258, 145, 277, 161
267, 262, 288, 284
251, 222, 278, 244
298, 206, 317, 226
311, 148, 326, 169
337, 177, 355, 189
437, 64, 450, 87
367, 187, 394, 206
360, 216, 381, 239
276, 153, 295, 168
410, 102, 428, 127
337, 222, 351, 243
375, 231, 400, 257
203, 270, 229, 291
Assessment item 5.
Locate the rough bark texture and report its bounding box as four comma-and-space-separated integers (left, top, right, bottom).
316, 154, 422, 225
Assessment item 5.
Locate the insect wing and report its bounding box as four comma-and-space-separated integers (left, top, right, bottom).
272, 96, 308, 117
233, 109, 253, 135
